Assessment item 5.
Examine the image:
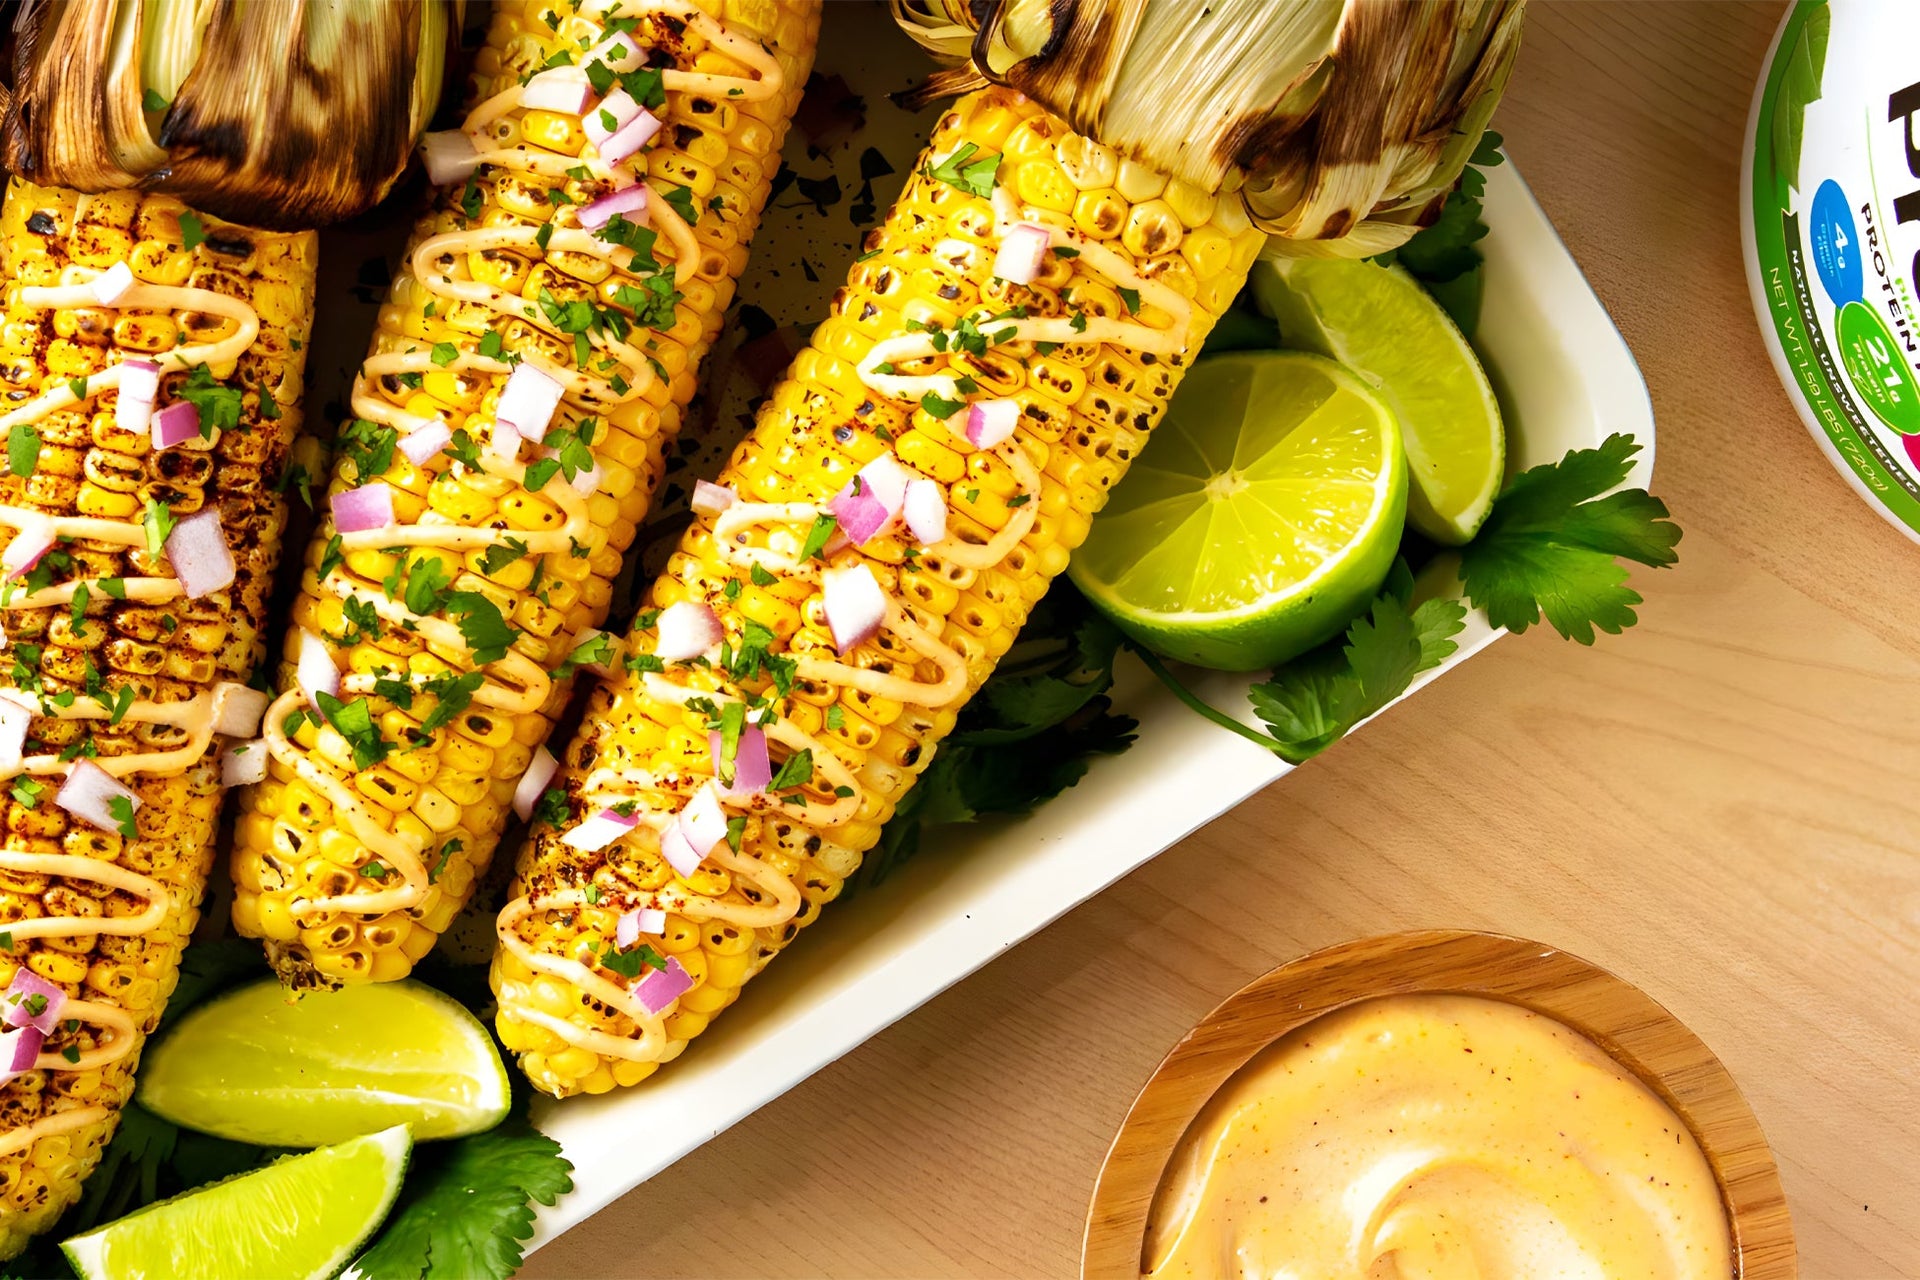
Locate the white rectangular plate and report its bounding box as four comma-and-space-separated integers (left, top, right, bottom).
513, 24, 1657, 1254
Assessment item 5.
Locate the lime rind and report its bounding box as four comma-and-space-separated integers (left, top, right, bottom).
137, 979, 509, 1147
62, 1124, 412, 1280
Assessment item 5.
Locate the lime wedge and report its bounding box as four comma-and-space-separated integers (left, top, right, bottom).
1070, 351, 1407, 671
62, 1124, 410, 1280
138, 979, 508, 1147
1251, 255, 1505, 543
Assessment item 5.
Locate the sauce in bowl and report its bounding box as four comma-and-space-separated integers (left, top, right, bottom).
1141, 993, 1732, 1279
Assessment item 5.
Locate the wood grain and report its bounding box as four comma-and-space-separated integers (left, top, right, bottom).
526, 2, 1920, 1275
1080, 931, 1791, 1278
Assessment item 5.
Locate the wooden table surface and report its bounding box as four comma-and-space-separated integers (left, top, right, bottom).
527, 2, 1920, 1275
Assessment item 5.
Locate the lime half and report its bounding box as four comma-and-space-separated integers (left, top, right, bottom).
1071, 351, 1407, 671
62, 1124, 411, 1280
1252, 255, 1504, 543
138, 979, 508, 1147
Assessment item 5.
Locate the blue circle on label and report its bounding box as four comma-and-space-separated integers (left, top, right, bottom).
1810, 179, 1864, 306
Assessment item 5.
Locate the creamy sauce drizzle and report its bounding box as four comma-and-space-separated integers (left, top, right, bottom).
0, 256, 265, 1149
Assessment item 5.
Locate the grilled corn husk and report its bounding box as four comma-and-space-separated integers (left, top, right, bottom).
491, 87, 1269, 1098
0, 179, 313, 1256
890, 0, 1525, 255
230, 0, 820, 989
2, 0, 451, 230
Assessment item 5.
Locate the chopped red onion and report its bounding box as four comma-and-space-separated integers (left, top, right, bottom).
115, 396, 152, 435
598, 108, 663, 168
654, 601, 723, 661
568, 462, 603, 496
523, 67, 593, 115
421, 130, 481, 185
151, 400, 201, 449
3, 970, 64, 1035
826, 455, 910, 546
708, 726, 770, 799
398, 420, 452, 468
822, 564, 887, 654
118, 358, 160, 406
489, 413, 523, 464
497, 363, 565, 440
296, 629, 339, 708
657, 821, 703, 879
55, 759, 139, 836
512, 745, 560, 821
1, 521, 56, 579
902, 478, 947, 545
632, 956, 693, 1013
221, 741, 267, 788
563, 808, 639, 853
964, 399, 1020, 449
690, 480, 736, 516
330, 483, 395, 535
164, 509, 234, 599
614, 905, 666, 948
578, 184, 647, 231
0, 1024, 43, 1087
992, 223, 1053, 285
677, 784, 730, 857
0, 695, 29, 775
88, 262, 135, 306
210, 682, 269, 737
583, 89, 641, 149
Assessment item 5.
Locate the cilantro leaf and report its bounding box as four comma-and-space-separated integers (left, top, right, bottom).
177, 211, 205, 251
314, 691, 392, 770
349, 1118, 574, 1280
8, 422, 39, 479
661, 183, 699, 225
1458, 434, 1680, 643
924, 142, 1000, 198
532, 786, 570, 828
1242, 572, 1467, 765
178, 365, 243, 435
445, 592, 520, 664
141, 497, 175, 557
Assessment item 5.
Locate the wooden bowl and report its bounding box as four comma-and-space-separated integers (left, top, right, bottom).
1083, 929, 1793, 1278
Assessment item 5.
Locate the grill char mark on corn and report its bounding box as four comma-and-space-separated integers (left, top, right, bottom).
230, 0, 821, 989
491, 88, 1267, 1098
0, 179, 313, 1257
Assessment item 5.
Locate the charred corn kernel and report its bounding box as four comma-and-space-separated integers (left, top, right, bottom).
232, 0, 817, 993
0, 179, 314, 1260
494, 87, 1265, 1099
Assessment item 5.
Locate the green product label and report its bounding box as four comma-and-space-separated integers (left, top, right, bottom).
1836, 300, 1920, 434
1748, 0, 1920, 533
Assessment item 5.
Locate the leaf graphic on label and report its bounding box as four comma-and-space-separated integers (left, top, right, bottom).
1771, 0, 1830, 192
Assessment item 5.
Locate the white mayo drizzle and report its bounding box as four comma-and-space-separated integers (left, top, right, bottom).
0, 244, 269, 1151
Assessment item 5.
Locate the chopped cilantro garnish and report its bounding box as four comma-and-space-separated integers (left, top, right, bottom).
105, 794, 138, 839
7, 422, 39, 479
178, 212, 205, 251
924, 142, 1000, 198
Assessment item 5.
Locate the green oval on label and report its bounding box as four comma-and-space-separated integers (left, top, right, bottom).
1835, 300, 1920, 435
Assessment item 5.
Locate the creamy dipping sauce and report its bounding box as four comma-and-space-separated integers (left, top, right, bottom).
1142, 994, 1732, 1280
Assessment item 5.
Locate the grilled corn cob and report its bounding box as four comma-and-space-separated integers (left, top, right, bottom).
230, 0, 820, 988
491, 86, 1268, 1097
0, 179, 313, 1256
